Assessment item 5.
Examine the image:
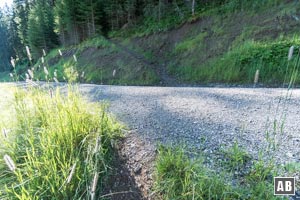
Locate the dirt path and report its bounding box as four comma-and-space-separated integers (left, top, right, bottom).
107, 38, 178, 86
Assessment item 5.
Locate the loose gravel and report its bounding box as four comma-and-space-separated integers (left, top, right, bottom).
79, 84, 300, 165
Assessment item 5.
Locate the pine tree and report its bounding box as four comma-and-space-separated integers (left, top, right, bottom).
14, 0, 30, 46
0, 10, 11, 71
55, 0, 81, 45
27, 0, 58, 59
9, 1, 25, 60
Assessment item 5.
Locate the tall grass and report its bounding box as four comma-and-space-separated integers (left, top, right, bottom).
171, 37, 300, 85
0, 86, 122, 199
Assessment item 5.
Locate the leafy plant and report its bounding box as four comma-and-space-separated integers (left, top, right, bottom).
222, 141, 251, 171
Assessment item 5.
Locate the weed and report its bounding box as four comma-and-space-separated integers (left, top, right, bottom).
154, 146, 238, 200
246, 155, 274, 183
284, 162, 300, 174
222, 141, 251, 171
154, 145, 281, 200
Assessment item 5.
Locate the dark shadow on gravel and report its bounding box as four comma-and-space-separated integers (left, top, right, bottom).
81, 85, 300, 165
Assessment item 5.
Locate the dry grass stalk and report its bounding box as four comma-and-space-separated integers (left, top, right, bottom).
73, 55, 77, 62
42, 49, 46, 57
90, 172, 99, 200
3, 154, 16, 172
53, 77, 59, 83
44, 67, 49, 76
93, 136, 101, 154
2, 128, 8, 138
288, 46, 294, 61
254, 69, 259, 85
66, 163, 76, 184
28, 69, 34, 79
26, 46, 32, 61
10, 57, 15, 68
25, 73, 30, 80
49, 89, 53, 98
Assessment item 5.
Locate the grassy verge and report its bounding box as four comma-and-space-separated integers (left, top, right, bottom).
0, 85, 122, 199
170, 37, 300, 85
154, 145, 281, 200
30, 36, 159, 86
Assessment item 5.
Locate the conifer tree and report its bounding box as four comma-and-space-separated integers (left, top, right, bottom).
0, 10, 11, 71
27, 0, 58, 59
14, 0, 30, 46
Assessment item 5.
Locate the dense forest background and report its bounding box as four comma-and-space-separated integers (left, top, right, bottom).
0, 0, 273, 72
1, 0, 299, 87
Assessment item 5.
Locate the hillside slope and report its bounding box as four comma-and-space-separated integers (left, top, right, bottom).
32, 1, 300, 86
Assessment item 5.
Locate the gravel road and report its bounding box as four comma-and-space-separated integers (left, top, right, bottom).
79, 84, 300, 164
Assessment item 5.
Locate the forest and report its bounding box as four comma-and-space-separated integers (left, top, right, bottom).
0, 0, 221, 71
1, 1, 300, 199
0, 0, 297, 86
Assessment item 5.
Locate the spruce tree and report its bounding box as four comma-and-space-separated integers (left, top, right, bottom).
0, 10, 11, 71
27, 0, 58, 59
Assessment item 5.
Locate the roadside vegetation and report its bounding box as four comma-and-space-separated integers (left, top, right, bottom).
154, 145, 278, 200
31, 36, 159, 85
0, 85, 122, 199
170, 37, 300, 85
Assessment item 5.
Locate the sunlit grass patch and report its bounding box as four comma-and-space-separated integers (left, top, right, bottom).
0, 84, 16, 131
154, 145, 282, 200
0, 86, 122, 199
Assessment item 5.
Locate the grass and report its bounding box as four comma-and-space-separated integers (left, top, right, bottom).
29, 36, 159, 85
174, 32, 208, 54
221, 141, 251, 171
154, 145, 282, 200
170, 37, 300, 85
0, 85, 122, 199
0, 84, 15, 129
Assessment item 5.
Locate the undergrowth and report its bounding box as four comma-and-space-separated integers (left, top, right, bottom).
170, 37, 300, 85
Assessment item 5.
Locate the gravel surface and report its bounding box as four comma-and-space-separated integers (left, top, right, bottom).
4, 82, 300, 164
79, 84, 300, 165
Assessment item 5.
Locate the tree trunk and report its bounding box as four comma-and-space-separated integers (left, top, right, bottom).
90, 0, 95, 35
192, 0, 195, 16
159, 0, 161, 22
